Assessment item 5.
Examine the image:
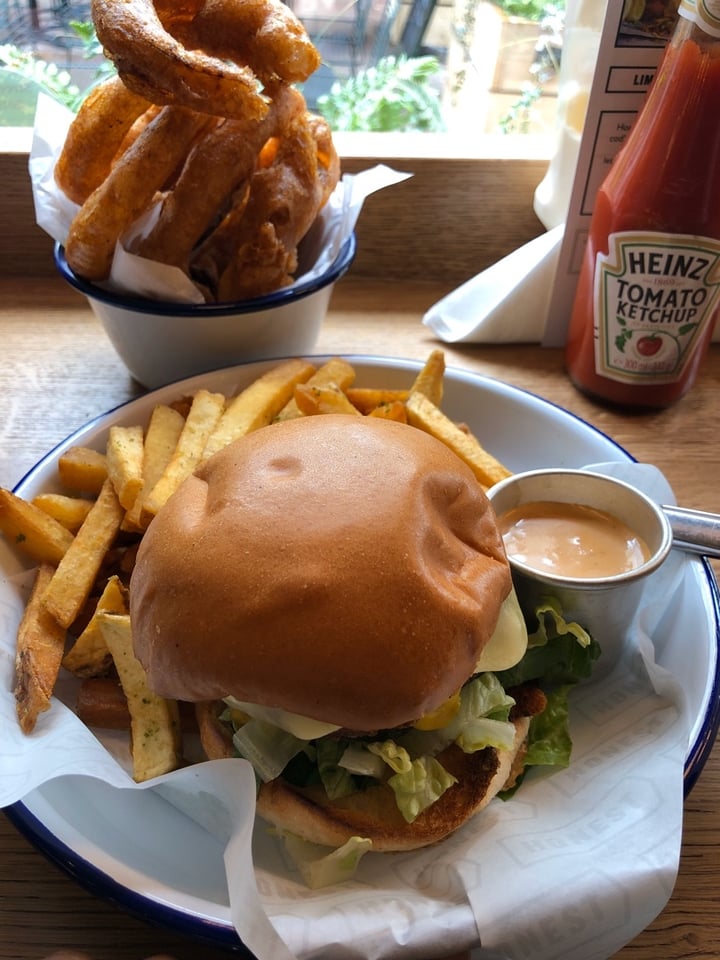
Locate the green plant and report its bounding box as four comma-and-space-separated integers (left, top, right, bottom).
317, 55, 444, 133
0, 20, 112, 122
491, 0, 558, 20
495, 0, 563, 133
498, 81, 542, 133
0, 43, 81, 118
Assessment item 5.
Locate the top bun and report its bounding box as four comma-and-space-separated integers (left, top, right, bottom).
129, 414, 511, 731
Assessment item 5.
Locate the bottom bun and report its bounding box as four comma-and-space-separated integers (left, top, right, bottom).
256, 719, 530, 853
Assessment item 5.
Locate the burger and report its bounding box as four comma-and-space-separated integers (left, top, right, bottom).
129, 414, 596, 860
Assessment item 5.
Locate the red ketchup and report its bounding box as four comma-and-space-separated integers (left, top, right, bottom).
565, 2, 720, 409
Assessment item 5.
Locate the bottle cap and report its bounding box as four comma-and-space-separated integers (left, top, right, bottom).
679, 0, 720, 37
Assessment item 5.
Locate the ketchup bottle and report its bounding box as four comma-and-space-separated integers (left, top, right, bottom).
565, 0, 720, 409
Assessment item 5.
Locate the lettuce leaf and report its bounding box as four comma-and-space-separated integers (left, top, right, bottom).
315, 738, 358, 800
232, 718, 305, 783
281, 833, 373, 888
524, 685, 573, 768
443, 673, 516, 752
367, 739, 413, 773
387, 755, 458, 823
496, 597, 602, 792
339, 742, 387, 779
455, 716, 518, 753
531, 597, 593, 648
497, 597, 601, 688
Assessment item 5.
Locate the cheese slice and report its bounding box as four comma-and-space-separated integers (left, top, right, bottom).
474, 586, 528, 673
223, 696, 341, 740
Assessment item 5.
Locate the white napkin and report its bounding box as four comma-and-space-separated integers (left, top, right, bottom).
423, 226, 563, 343
424, 226, 720, 345
0, 462, 695, 960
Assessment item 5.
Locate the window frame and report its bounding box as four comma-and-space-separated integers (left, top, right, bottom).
1, 129, 551, 283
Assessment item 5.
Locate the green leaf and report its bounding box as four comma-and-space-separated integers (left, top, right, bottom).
315, 738, 358, 800
281, 833, 373, 888
497, 599, 600, 688
387, 756, 457, 823
523, 685, 573, 767
316, 55, 444, 133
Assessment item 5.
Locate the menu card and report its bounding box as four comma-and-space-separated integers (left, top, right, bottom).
543, 0, 680, 346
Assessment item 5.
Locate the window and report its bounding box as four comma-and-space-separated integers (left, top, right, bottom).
1, 0, 563, 134
1, 0, 559, 284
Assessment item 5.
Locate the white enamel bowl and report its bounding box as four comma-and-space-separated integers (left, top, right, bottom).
54, 235, 356, 389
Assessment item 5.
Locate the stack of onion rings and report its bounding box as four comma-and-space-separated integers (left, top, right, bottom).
57, 0, 339, 302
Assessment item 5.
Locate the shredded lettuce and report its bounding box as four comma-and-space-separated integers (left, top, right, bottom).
228, 596, 601, 820
232, 718, 304, 783
530, 598, 593, 649
281, 833, 373, 888
497, 597, 601, 690
438, 673, 517, 753
523, 685, 574, 768
387, 756, 458, 823
455, 716, 518, 753
496, 596, 602, 792
367, 739, 413, 774
315, 738, 357, 800
339, 742, 387, 779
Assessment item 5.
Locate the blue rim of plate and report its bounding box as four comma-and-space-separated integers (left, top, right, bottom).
4, 799, 246, 953
3, 360, 720, 952
53, 232, 357, 315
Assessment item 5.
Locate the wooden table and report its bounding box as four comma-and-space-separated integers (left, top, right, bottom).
1, 274, 718, 960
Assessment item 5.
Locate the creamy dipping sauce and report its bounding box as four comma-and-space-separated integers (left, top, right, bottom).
498, 501, 651, 579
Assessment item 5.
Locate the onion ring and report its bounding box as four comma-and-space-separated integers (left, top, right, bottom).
65, 106, 212, 281
130, 82, 306, 269
112, 103, 163, 160
306, 113, 341, 207
173, 0, 322, 84
219, 220, 296, 299
90, 0, 269, 121
200, 111, 340, 300
54, 75, 152, 205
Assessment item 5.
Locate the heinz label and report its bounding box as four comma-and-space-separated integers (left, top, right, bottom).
593, 231, 720, 384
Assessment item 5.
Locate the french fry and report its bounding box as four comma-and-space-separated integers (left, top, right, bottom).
123, 404, 185, 531
76, 676, 131, 730
76, 677, 198, 732
14, 564, 68, 733
32, 492, 93, 533
367, 400, 408, 423
195, 700, 234, 760
97, 612, 182, 782
9, 351, 516, 746
275, 357, 357, 422
202, 358, 316, 459
410, 348, 446, 406
106, 424, 145, 510
294, 381, 362, 417
57, 446, 108, 494
405, 391, 512, 489
41, 478, 124, 629
62, 574, 127, 678
142, 389, 226, 518
0, 487, 75, 565
344, 387, 409, 414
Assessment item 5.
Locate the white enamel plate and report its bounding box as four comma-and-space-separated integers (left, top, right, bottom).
3, 357, 719, 952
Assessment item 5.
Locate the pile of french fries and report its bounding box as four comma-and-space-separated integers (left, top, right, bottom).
2, 351, 511, 783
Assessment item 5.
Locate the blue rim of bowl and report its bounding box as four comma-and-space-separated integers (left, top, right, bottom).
3, 360, 719, 952
53, 232, 357, 315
